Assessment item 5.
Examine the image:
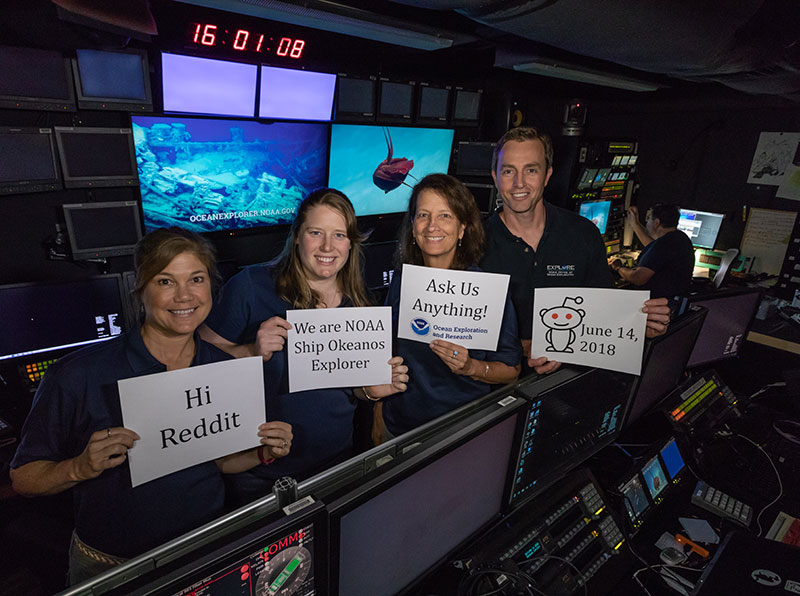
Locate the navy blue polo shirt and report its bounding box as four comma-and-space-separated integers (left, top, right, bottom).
11, 330, 229, 558
636, 229, 695, 299
203, 265, 355, 482
382, 266, 522, 436
480, 203, 614, 339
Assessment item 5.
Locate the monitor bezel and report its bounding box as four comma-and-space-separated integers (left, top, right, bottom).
415, 82, 451, 125
62, 201, 144, 260
326, 394, 527, 596
53, 127, 139, 188
451, 86, 483, 125
0, 46, 76, 112
334, 74, 377, 122
72, 48, 153, 112
455, 141, 496, 177
377, 77, 415, 123
0, 126, 62, 195
464, 182, 497, 215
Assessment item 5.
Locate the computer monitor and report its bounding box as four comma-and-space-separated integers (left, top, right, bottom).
131, 115, 328, 233
258, 65, 335, 121
0, 45, 75, 111
377, 78, 414, 122
72, 49, 152, 112
53, 127, 139, 188
0, 275, 127, 362
328, 124, 454, 217
452, 87, 482, 124
508, 367, 633, 509
455, 141, 495, 177
334, 75, 376, 120
678, 209, 725, 249
641, 455, 669, 504
622, 305, 707, 427
63, 202, 143, 260
619, 474, 649, 530
416, 84, 450, 124
0, 127, 61, 195
464, 183, 497, 215
683, 288, 761, 369
161, 52, 257, 117
328, 398, 524, 596
659, 437, 686, 482
362, 241, 397, 290
578, 199, 612, 235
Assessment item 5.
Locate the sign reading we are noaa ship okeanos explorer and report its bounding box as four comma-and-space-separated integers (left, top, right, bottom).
397, 264, 511, 351
119, 357, 265, 487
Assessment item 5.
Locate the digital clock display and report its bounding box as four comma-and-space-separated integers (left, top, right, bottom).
188, 22, 306, 59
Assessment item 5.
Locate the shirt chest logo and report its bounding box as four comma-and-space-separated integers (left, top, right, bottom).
546, 264, 576, 277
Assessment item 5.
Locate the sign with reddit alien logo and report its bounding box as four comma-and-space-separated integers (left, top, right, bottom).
531, 287, 648, 375
397, 264, 511, 351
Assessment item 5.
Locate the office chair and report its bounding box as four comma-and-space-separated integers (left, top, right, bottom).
712, 248, 739, 289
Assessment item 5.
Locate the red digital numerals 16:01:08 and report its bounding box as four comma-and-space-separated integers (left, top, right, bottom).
191, 23, 306, 58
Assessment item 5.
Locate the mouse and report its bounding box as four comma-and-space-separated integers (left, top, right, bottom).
660, 546, 687, 566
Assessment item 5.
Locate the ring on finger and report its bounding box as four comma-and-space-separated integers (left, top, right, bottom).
281, 439, 288, 449
107, 428, 111, 438
453, 350, 459, 357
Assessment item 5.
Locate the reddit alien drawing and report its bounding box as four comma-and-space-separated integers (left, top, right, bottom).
539, 296, 585, 353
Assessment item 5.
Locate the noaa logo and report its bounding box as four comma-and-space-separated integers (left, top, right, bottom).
410, 318, 430, 336
751, 569, 781, 586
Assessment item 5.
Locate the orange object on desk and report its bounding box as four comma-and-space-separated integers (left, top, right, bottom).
675, 533, 710, 558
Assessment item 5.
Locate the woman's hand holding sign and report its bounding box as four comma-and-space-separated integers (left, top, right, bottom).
257, 421, 293, 459
361, 356, 409, 400
253, 316, 292, 361
430, 339, 473, 376
642, 297, 671, 338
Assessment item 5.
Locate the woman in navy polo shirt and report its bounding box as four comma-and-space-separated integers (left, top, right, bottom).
10, 228, 292, 585
200, 188, 408, 506
381, 174, 522, 438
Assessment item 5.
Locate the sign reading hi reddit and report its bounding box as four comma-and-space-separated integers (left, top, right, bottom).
119, 357, 265, 487
287, 306, 392, 393
397, 264, 511, 351
531, 287, 649, 375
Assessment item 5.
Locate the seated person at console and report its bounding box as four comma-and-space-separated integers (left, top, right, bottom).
381, 174, 522, 439
10, 228, 292, 585
612, 204, 694, 300
200, 188, 408, 505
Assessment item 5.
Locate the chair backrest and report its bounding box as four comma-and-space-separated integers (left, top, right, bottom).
713, 248, 739, 289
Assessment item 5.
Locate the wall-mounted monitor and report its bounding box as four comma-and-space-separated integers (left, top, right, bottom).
678, 208, 724, 249
259, 65, 335, 121
328, 124, 454, 217
578, 199, 612, 234
416, 83, 450, 124
378, 78, 414, 122
54, 127, 138, 188
72, 48, 152, 112
131, 115, 328, 233
334, 75, 376, 121
161, 52, 257, 117
63, 201, 143, 260
0, 127, 61, 195
0, 275, 126, 361
0, 46, 75, 111
455, 141, 495, 177
363, 241, 398, 290
683, 288, 761, 369
452, 87, 482, 124
464, 182, 497, 215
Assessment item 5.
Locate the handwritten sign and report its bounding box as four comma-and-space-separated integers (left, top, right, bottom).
397, 264, 511, 351
531, 288, 648, 375
286, 306, 392, 392
740, 207, 798, 275
119, 357, 265, 487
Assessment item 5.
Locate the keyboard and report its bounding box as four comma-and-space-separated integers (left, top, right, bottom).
691, 480, 752, 526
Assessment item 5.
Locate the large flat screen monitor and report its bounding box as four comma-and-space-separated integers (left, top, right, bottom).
328, 398, 524, 596
683, 288, 761, 369
623, 305, 707, 427
509, 367, 633, 509
678, 208, 724, 249
259, 65, 335, 121
72, 49, 152, 112
0, 127, 61, 195
328, 124, 454, 217
131, 115, 328, 233
53, 127, 139, 188
0, 275, 127, 361
0, 45, 75, 111
63, 201, 143, 260
161, 52, 257, 117
578, 199, 612, 235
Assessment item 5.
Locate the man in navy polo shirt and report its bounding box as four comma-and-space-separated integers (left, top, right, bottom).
480, 127, 671, 373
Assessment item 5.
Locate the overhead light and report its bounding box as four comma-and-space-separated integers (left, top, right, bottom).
175, 0, 457, 51
512, 59, 663, 92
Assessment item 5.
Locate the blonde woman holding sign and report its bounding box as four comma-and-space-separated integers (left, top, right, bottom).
10, 228, 292, 585
382, 174, 522, 438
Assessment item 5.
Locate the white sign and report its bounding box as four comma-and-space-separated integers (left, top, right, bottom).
531, 288, 648, 375
119, 357, 265, 487
286, 306, 392, 393
397, 264, 511, 351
